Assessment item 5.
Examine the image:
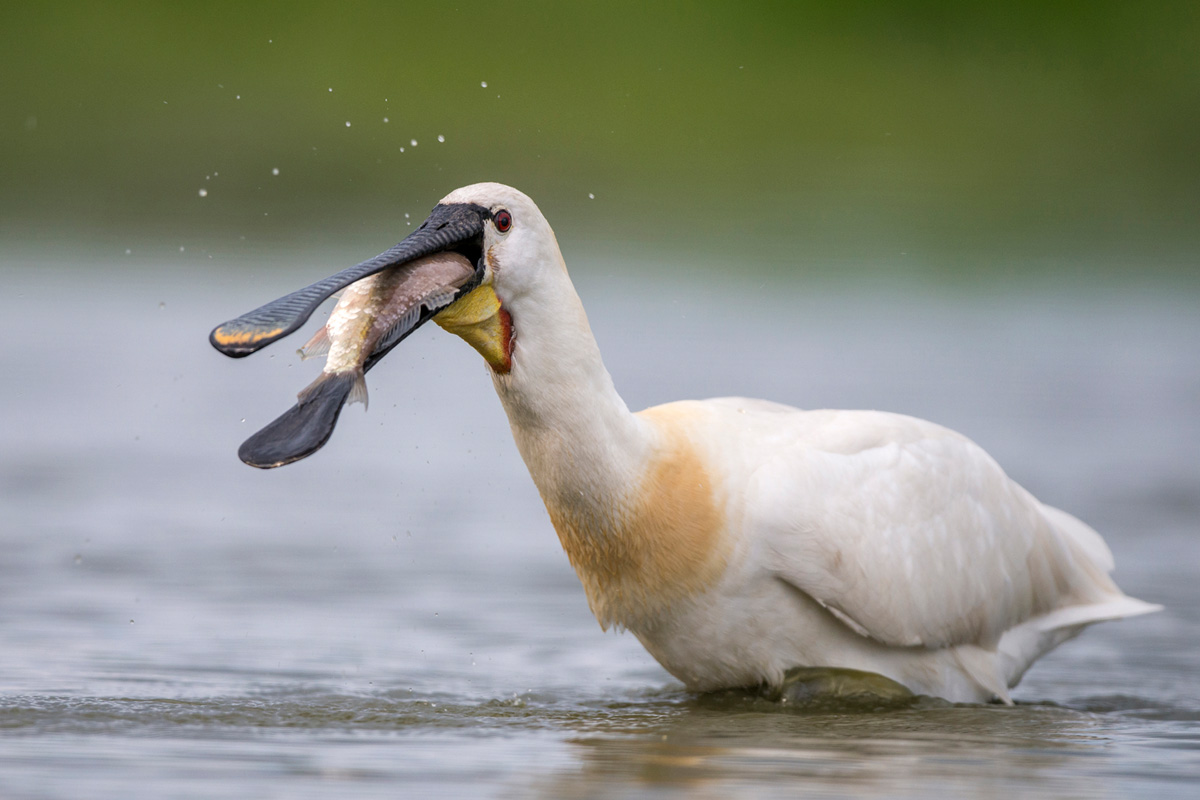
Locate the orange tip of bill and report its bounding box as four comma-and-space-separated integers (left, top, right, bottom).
212, 326, 284, 346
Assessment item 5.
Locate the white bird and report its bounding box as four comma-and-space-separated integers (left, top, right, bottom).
212, 182, 1161, 704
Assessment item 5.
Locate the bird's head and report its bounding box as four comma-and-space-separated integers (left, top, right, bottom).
209, 182, 565, 375
429, 183, 564, 374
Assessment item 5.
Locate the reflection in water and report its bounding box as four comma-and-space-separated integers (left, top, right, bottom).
0, 687, 1125, 799
535, 698, 1110, 798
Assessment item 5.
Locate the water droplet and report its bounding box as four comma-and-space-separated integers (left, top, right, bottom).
271, 167, 279, 176
345, 121, 352, 127
383, 117, 389, 123
410, 139, 418, 147
328, 87, 333, 92
179, 246, 185, 252
198, 188, 208, 197
125, 248, 132, 255
437, 135, 445, 143
405, 213, 410, 218
480, 81, 488, 88
588, 193, 595, 199
399, 146, 405, 152
236, 95, 241, 100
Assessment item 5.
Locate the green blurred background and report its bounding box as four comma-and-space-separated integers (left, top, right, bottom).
3, 1, 1198, 279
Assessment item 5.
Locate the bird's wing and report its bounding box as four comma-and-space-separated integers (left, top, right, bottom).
740, 407, 1116, 650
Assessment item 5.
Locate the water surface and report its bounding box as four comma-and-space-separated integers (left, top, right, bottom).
1, 258, 1197, 798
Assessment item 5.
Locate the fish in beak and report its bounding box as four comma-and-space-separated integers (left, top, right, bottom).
211, 202, 495, 468
210, 202, 491, 358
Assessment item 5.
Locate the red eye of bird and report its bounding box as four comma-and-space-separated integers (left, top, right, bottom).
494, 210, 513, 233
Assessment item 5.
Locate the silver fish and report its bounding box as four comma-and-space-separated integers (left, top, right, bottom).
237, 251, 474, 468
297, 251, 474, 409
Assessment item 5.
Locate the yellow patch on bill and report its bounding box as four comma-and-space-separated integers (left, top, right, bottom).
213, 326, 283, 346
434, 284, 512, 373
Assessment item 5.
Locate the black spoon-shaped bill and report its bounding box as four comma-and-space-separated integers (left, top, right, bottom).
209, 203, 489, 357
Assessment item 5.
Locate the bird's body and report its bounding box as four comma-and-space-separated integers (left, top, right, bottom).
214, 182, 1160, 703
527, 397, 1149, 702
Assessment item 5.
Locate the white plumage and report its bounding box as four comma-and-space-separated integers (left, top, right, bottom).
433, 183, 1160, 703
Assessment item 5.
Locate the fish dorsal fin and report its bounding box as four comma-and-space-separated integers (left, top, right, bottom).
423, 288, 459, 312
372, 287, 463, 357
298, 327, 331, 360
374, 305, 422, 357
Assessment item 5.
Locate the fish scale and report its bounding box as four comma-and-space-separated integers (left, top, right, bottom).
301, 252, 475, 405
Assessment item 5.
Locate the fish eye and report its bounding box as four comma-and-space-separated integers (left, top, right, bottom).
494, 209, 513, 233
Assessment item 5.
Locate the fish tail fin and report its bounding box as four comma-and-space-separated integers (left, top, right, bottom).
238, 372, 356, 468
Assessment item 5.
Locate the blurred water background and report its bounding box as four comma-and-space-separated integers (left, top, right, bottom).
2, 2, 1198, 798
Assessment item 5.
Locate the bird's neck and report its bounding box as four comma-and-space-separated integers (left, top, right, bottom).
484, 270, 730, 631
491, 278, 651, 517
490, 275, 685, 628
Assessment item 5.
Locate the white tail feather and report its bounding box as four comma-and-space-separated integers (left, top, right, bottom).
996, 595, 1162, 689
1042, 504, 1115, 572
1033, 596, 1163, 633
